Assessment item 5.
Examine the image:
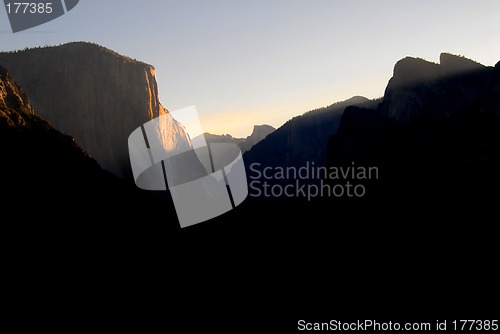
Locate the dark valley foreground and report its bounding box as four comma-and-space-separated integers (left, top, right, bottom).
2, 43, 498, 321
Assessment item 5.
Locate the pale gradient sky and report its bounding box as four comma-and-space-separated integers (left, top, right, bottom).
1, 0, 500, 137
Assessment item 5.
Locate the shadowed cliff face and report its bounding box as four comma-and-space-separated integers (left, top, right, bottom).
244, 96, 379, 169
328, 54, 500, 222
0, 42, 191, 180
380, 53, 491, 123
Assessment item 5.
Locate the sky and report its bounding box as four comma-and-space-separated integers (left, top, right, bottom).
1, 0, 500, 137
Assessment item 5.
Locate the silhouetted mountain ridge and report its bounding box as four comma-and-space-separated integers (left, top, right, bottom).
202, 124, 275, 153
240, 125, 276, 153
328, 53, 500, 219
380, 53, 491, 123
244, 95, 380, 169
439, 52, 486, 75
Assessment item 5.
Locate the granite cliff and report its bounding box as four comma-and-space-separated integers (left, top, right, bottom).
239, 125, 275, 153
328, 53, 500, 220
244, 96, 380, 168
0, 64, 179, 230
0, 42, 191, 180
203, 124, 275, 153
380, 53, 490, 123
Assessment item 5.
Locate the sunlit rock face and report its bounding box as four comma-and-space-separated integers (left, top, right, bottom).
0, 64, 180, 230
0, 42, 191, 180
